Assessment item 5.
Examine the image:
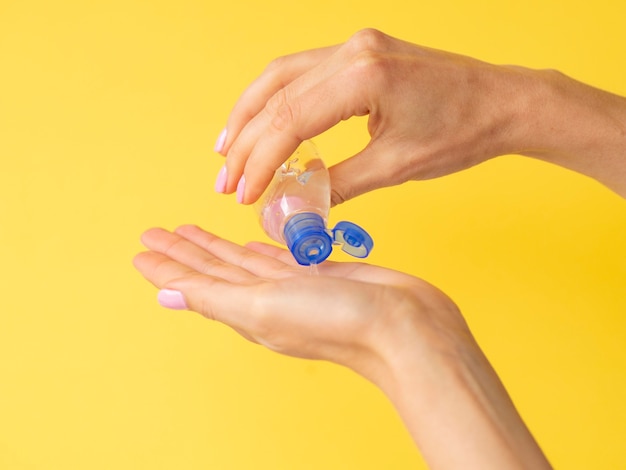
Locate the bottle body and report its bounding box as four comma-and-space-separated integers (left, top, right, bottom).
256, 141, 331, 244
256, 140, 373, 266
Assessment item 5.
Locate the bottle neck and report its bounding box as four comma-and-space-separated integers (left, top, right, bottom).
283, 212, 333, 266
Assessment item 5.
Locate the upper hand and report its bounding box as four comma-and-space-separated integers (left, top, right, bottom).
216, 28, 529, 205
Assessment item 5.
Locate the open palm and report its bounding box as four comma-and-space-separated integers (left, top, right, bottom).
133, 224, 467, 382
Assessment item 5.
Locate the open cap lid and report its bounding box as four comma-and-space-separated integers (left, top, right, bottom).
283, 212, 374, 265
332, 221, 374, 258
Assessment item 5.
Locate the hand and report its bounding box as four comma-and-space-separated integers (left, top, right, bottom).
216, 28, 626, 203
132, 224, 465, 381
133, 225, 551, 469
215, 28, 533, 205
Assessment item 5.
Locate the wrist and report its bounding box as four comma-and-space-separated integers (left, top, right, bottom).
511, 67, 626, 196
363, 289, 552, 469
362, 286, 476, 411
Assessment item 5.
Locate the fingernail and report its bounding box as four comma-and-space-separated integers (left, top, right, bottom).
157, 289, 188, 310
214, 128, 227, 153
236, 175, 246, 204
214, 165, 228, 193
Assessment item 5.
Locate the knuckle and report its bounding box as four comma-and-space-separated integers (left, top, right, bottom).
346, 28, 389, 54
148, 256, 171, 281
345, 49, 392, 90
264, 54, 290, 76
330, 187, 348, 206
198, 291, 218, 321
198, 257, 220, 275
265, 88, 298, 132
351, 49, 383, 71
162, 236, 186, 258
237, 250, 262, 274
226, 136, 244, 163
265, 87, 289, 115
342, 29, 395, 87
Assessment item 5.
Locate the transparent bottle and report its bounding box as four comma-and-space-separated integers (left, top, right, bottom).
255, 140, 373, 266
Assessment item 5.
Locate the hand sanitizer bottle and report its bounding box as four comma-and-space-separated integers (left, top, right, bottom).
255, 140, 373, 266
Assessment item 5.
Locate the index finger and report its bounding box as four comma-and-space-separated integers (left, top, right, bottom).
218, 45, 339, 157
232, 59, 373, 204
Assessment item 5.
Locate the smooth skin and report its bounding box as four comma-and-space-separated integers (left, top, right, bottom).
133, 225, 551, 469
215, 29, 626, 203
135, 29, 626, 469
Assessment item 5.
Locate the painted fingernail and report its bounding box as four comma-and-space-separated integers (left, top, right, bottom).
214, 165, 228, 193
157, 289, 188, 310
236, 175, 246, 204
214, 128, 227, 153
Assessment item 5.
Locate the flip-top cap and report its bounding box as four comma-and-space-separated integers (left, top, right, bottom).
332, 221, 374, 258
283, 212, 374, 266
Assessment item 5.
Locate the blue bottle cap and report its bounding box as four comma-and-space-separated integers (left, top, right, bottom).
283, 213, 374, 266
283, 212, 333, 266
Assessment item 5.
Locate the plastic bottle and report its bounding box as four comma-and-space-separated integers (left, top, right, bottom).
255, 140, 373, 266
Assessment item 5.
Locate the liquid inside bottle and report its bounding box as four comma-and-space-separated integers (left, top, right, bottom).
255, 140, 373, 266
256, 141, 330, 245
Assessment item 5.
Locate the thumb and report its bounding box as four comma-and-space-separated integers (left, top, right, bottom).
328, 139, 400, 206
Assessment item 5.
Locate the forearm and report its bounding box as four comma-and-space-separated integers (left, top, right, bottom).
513, 67, 626, 197
391, 345, 550, 469
369, 304, 551, 469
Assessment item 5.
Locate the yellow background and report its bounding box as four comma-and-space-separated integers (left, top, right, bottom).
1, 0, 625, 468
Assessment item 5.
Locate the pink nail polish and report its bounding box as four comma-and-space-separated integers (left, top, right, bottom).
157, 289, 188, 310
215, 165, 228, 193
214, 128, 227, 153
236, 175, 246, 204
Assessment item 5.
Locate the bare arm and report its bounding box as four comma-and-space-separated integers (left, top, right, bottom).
517, 68, 626, 197
134, 225, 552, 469
214, 28, 626, 203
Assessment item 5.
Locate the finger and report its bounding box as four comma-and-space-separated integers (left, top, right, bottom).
133, 250, 257, 328
244, 241, 354, 276
327, 138, 405, 206
232, 60, 373, 204
140, 227, 257, 284
244, 240, 366, 274
222, 34, 385, 201
243, 240, 395, 285
133, 250, 200, 288
173, 224, 299, 279
220, 45, 339, 156
221, 29, 415, 202
222, 29, 411, 160
244, 241, 301, 266
244, 241, 370, 282
246, 239, 428, 288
